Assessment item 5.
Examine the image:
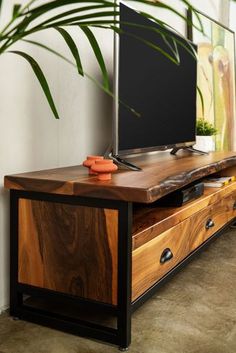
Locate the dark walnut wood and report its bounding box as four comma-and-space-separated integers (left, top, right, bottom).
4, 151, 236, 203
18, 199, 118, 305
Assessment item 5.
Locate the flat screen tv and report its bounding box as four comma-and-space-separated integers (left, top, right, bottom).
112, 3, 198, 164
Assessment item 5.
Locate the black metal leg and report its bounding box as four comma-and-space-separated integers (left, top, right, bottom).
119, 347, 129, 352
10, 190, 23, 317
117, 202, 132, 350
230, 220, 236, 228
170, 146, 208, 155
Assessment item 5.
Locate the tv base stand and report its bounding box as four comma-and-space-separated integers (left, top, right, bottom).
4, 151, 236, 350
170, 146, 208, 155
110, 154, 142, 171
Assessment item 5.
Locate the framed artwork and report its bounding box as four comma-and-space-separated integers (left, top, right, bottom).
187, 8, 236, 151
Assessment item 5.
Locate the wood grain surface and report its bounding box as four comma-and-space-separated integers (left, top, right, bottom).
132, 191, 236, 300
18, 199, 118, 305
132, 182, 236, 249
132, 219, 190, 301
188, 193, 236, 251
4, 151, 236, 203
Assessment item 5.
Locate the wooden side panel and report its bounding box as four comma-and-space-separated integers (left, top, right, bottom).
18, 199, 118, 305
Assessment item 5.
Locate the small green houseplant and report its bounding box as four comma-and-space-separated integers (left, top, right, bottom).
195, 118, 217, 152
196, 118, 217, 136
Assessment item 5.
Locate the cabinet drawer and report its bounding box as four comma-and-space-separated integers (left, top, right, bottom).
132, 193, 236, 301
132, 219, 191, 301
188, 192, 236, 251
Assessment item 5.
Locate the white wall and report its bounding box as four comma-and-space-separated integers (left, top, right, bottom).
0, 1, 113, 311
230, 1, 236, 31
0, 0, 228, 311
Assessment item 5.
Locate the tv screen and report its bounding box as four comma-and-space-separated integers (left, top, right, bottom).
116, 3, 197, 155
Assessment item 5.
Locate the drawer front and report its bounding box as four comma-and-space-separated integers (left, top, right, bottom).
188, 193, 236, 251
132, 219, 191, 301
132, 193, 236, 301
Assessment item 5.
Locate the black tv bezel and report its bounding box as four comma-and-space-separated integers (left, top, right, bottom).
112, 2, 197, 157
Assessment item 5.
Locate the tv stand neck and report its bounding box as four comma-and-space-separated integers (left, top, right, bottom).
110, 154, 142, 171
170, 146, 208, 156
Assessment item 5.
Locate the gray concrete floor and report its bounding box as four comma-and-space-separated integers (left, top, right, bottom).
1, 227, 236, 353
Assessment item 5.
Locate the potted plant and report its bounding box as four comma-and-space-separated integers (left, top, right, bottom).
194, 118, 217, 152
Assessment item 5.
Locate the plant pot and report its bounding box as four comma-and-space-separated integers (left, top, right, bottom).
194, 135, 215, 153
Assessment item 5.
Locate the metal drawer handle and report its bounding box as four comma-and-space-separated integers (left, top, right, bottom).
160, 248, 173, 264
205, 218, 215, 229
233, 201, 236, 210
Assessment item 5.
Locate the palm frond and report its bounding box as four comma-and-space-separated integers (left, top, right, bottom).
24, 0, 112, 14
9, 50, 60, 119
22, 38, 74, 65
21, 38, 140, 117
111, 24, 180, 65
55, 26, 84, 75
39, 3, 115, 27
80, 25, 109, 89
197, 86, 205, 118
12, 4, 21, 18
43, 11, 119, 28
139, 12, 198, 59
0, 0, 3, 15
0, 0, 214, 120
1, 1, 115, 40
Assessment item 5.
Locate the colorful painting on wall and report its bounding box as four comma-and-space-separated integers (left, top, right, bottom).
188, 9, 236, 151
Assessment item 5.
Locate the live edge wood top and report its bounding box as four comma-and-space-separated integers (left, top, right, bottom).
4, 151, 236, 203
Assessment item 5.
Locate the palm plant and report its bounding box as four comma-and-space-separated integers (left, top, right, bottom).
0, 0, 205, 119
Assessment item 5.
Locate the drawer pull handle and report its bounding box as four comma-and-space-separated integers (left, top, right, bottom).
233, 201, 236, 210
205, 219, 215, 229
160, 248, 173, 264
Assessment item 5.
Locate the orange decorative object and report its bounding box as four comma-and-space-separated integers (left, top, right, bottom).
91, 159, 118, 181
83, 155, 104, 174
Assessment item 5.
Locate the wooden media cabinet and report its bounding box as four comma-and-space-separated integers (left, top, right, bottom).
4, 151, 236, 350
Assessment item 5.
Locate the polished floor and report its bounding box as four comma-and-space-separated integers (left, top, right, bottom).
1, 227, 236, 353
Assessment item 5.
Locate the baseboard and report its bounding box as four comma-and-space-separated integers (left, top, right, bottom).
0, 305, 9, 314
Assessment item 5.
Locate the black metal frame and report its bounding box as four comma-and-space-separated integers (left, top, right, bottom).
9, 189, 236, 350
10, 190, 132, 350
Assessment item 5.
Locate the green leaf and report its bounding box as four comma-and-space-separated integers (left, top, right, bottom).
40, 4, 115, 27
188, 6, 204, 34
25, 0, 114, 15
196, 118, 217, 136
2, 1, 115, 40
22, 39, 74, 66
111, 25, 179, 65
80, 26, 109, 90
139, 12, 198, 60
12, 4, 21, 18
20, 39, 140, 118
197, 86, 205, 118
0, 0, 3, 15
55, 27, 84, 76
9, 50, 60, 119
129, 0, 191, 24
45, 11, 119, 28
